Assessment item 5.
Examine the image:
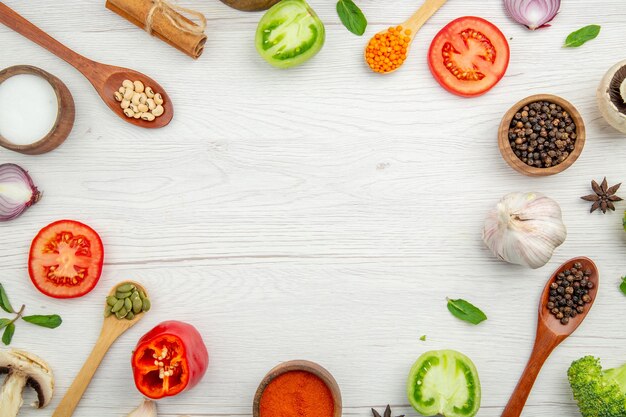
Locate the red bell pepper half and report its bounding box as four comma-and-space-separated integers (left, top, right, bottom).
131, 320, 208, 399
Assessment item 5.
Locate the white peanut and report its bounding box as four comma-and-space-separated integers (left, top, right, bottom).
121, 99, 131, 109
147, 99, 156, 110
123, 108, 134, 117
141, 112, 156, 121
139, 93, 147, 104
114, 92, 123, 102
152, 105, 164, 117
133, 112, 142, 119
154, 93, 163, 105
138, 104, 149, 113
131, 93, 141, 105
145, 87, 154, 98
123, 88, 134, 100
133, 81, 144, 93
122, 80, 134, 89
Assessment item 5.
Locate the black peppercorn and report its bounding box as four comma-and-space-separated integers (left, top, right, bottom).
546, 265, 594, 325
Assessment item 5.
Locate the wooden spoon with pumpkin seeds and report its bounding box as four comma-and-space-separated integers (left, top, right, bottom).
52, 281, 151, 417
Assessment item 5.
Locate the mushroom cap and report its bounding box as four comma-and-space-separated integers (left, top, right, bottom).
0, 349, 54, 408
597, 59, 626, 134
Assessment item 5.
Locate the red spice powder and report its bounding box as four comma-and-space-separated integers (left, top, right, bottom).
259, 371, 334, 417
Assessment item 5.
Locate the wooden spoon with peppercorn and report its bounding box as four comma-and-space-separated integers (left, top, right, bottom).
501, 257, 599, 417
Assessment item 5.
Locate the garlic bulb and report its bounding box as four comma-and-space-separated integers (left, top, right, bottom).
127, 399, 157, 417
482, 192, 566, 269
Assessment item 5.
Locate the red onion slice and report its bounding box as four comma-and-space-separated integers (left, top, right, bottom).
504, 0, 561, 30
0, 163, 41, 222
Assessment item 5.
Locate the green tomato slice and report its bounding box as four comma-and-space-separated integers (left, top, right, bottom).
255, 0, 325, 68
407, 350, 481, 417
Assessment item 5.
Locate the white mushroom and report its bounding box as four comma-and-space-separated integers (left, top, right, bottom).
0, 349, 54, 417
597, 59, 626, 134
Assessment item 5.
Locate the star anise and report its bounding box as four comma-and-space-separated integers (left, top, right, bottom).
581, 177, 622, 213
372, 405, 404, 417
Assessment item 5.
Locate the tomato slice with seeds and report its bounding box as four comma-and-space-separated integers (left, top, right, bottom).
428, 16, 509, 97
28, 220, 104, 298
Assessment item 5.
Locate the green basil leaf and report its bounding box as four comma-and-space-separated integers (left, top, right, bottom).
419, 334, 427, 341
447, 298, 487, 325
0, 319, 10, 330
564, 25, 601, 48
620, 277, 626, 296
0, 284, 14, 314
336, 0, 367, 36
2, 323, 15, 345
22, 314, 62, 329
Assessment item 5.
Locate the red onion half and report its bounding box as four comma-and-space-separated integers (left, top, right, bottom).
0, 163, 41, 222
504, 0, 560, 30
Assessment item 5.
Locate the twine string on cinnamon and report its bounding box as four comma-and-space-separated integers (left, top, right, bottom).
145, 0, 207, 36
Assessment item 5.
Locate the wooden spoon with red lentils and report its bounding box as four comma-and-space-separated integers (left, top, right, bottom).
365, 0, 448, 74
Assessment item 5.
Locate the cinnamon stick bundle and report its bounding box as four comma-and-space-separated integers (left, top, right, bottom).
106, 0, 207, 59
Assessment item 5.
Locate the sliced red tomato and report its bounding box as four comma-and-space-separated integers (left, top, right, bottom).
428, 16, 509, 97
28, 220, 104, 298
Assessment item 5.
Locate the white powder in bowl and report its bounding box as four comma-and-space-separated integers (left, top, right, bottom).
0, 74, 59, 145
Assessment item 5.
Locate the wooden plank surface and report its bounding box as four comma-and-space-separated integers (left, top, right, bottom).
1, 0, 626, 416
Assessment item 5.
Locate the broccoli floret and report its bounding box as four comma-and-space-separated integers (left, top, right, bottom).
568, 356, 626, 417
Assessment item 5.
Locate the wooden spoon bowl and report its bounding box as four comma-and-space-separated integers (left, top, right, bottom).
253, 360, 342, 417
52, 281, 149, 417
0, 65, 75, 154
100, 66, 173, 128
0, 2, 173, 129
501, 257, 599, 417
498, 94, 586, 176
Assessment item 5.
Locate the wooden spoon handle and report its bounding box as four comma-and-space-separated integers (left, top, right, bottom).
52, 330, 120, 417
0, 2, 92, 71
501, 332, 562, 417
404, 0, 448, 35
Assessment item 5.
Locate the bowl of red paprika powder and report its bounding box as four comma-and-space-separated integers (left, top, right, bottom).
253, 360, 342, 417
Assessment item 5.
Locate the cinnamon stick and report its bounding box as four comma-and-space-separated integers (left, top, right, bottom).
106, 0, 207, 59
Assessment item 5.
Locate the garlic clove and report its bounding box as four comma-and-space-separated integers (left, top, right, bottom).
127, 399, 157, 417
482, 192, 567, 269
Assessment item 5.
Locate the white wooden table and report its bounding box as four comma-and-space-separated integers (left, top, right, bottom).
1, 0, 626, 416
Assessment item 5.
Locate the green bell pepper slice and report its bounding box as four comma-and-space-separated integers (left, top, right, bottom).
255, 0, 325, 68
407, 350, 481, 417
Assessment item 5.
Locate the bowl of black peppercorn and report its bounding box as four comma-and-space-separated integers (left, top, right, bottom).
498, 94, 586, 176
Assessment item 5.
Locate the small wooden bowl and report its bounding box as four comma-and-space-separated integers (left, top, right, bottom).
253, 360, 342, 417
498, 94, 586, 177
0, 65, 75, 155
219, 0, 280, 11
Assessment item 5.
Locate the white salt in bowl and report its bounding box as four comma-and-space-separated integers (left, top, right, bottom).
0, 65, 75, 155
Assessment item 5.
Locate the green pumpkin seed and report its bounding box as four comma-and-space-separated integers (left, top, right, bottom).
111, 299, 125, 313
116, 283, 135, 293
116, 291, 132, 299
104, 305, 113, 317
115, 307, 128, 319
139, 290, 147, 300
106, 296, 118, 306
125, 311, 135, 320
124, 298, 132, 311
131, 290, 140, 299
132, 298, 143, 314
142, 298, 151, 312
